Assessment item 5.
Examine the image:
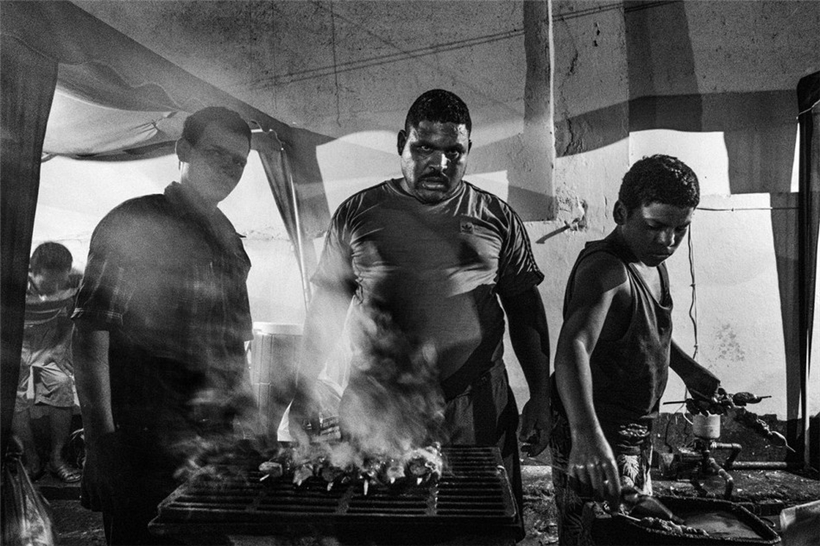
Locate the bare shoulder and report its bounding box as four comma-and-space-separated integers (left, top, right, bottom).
571, 250, 630, 300
563, 250, 634, 342
558, 250, 631, 345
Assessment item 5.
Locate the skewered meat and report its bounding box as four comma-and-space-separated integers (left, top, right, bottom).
257, 441, 445, 493
293, 463, 316, 486
258, 461, 283, 480
319, 460, 351, 491
731, 392, 770, 406
384, 459, 405, 484
406, 443, 444, 485
734, 408, 794, 451
635, 516, 709, 536
359, 458, 385, 495
257, 444, 296, 482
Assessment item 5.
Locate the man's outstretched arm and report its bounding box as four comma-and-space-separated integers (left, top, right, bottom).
287, 283, 353, 442
669, 340, 721, 404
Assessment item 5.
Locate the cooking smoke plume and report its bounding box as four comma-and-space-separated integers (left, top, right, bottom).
337, 305, 446, 460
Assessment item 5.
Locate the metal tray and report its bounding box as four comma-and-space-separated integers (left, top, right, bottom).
591, 496, 781, 546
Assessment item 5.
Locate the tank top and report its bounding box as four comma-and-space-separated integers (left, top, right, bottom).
562, 234, 673, 427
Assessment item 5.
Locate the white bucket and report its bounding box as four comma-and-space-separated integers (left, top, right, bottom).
692, 413, 721, 439
250, 322, 304, 436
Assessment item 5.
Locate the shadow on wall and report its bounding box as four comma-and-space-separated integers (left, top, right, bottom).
548, 0, 805, 447
292, 126, 559, 236
554, 91, 797, 195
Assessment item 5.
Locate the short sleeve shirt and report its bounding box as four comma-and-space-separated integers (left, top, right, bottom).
72, 183, 252, 426
313, 179, 543, 381
22, 274, 79, 370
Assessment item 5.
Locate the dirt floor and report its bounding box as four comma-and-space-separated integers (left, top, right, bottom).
32, 414, 819, 546
39, 464, 560, 546
39, 463, 820, 546
25, 397, 820, 544
36, 474, 104, 546
520, 465, 560, 546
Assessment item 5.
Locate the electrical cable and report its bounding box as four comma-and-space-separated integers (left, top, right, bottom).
253, 0, 681, 86
687, 227, 699, 360
675, 226, 699, 442
699, 206, 796, 212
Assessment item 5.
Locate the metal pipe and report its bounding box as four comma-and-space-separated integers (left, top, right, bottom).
281, 147, 311, 309
706, 456, 734, 499
710, 441, 742, 468
727, 461, 802, 470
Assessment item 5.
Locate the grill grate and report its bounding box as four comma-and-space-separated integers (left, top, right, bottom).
149, 446, 517, 537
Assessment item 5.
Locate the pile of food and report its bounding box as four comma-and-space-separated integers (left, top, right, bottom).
258, 441, 444, 494
634, 516, 710, 537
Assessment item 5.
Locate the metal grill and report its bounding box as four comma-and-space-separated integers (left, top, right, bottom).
149, 446, 519, 541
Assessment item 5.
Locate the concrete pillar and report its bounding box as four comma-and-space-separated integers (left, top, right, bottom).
511, 0, 555, 221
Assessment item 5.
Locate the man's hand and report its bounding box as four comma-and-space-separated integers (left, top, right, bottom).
518, 393, 550, 457
567, 429, 621, 510
287, 385, 319, 445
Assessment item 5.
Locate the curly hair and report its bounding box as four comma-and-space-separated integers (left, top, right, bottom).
404, 89, 472, 134
619, 154, 700, 212
30, 242, 72, 273
182, 106, 251, 147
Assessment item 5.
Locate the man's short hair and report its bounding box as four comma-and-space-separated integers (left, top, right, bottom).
181, 106, 251, 147
404, 89, 472, 134
619, 154, 700, 212
30, 242, 72, 273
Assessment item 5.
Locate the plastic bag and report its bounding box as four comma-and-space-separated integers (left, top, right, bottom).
1, 455, 57, 546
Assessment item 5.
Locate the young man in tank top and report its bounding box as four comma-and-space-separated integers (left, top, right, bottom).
550, 155, 722, 545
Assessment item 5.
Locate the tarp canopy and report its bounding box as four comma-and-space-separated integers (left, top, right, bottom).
42, 86, 182, 159
2, 0, 294, 155
0, 0, 327, 450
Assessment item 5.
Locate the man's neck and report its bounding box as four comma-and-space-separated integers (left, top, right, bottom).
173, 181, 219, 213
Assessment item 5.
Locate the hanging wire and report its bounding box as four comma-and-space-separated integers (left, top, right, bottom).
687, 227, 699, 360
668, 225, 700, 444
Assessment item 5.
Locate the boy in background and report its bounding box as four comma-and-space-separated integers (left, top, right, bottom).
13, 241, 81, 482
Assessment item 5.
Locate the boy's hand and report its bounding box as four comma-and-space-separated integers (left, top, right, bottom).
567, 430, 621, 510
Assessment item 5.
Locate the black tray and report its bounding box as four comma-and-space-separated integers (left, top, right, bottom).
590, 496, 780, 546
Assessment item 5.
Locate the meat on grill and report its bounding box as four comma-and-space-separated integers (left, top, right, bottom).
258, 441, 444, 494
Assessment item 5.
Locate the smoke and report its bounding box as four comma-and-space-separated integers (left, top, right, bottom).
174, 304, 449, 484
171, 376, 265, 486
336, 305, 446, 461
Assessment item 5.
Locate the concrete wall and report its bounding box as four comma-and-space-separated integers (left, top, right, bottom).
55, 0, 820, 424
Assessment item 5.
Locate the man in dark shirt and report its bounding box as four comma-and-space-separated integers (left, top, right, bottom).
551, 155, 721, 545
288, 90, 552, 521
72, 107, 255, 545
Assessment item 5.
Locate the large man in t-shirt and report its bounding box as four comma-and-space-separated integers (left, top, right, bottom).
288, 89, 551, 514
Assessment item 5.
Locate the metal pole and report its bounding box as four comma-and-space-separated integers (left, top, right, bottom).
281, 146, 312, 310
